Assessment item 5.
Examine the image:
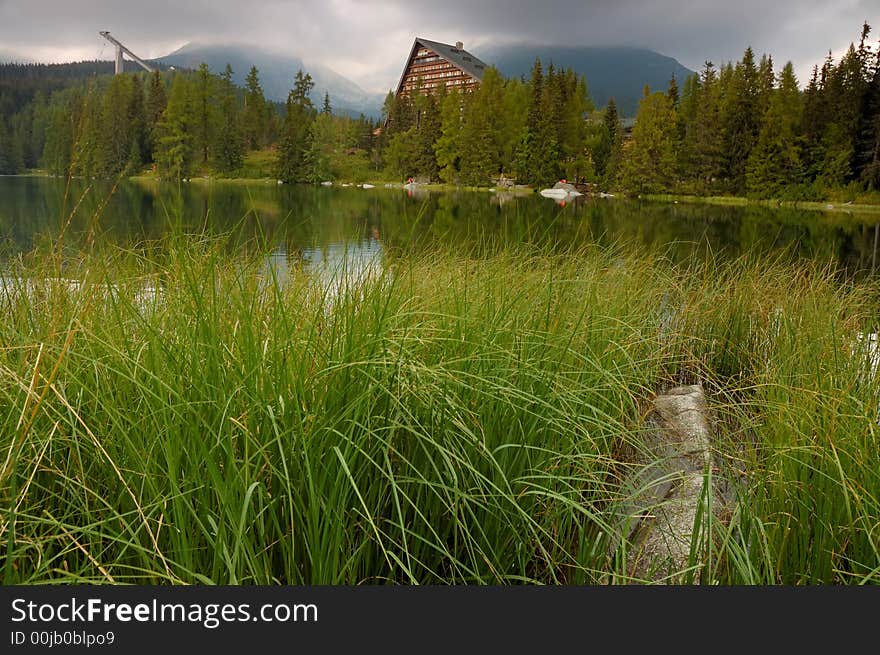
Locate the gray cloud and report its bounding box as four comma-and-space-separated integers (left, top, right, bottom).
1, 0, 877, 90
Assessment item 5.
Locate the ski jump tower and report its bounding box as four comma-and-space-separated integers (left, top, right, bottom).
98, 31, 154, 75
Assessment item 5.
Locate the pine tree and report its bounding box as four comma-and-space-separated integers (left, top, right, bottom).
72, 85, 102, 178
619, 92, 680, 193
214, 63, 243, 173
145, 70, 167, 162
0, 114, 18, 174
593, 97, 621, 181
193, 63, 215, 166
721, 47, 761, 192
128, 74, 148, 171
757, 54, 775, 116
667, 73, 680, 108
458, 88, 496, 185
243, 66, 268, 150
43, 95, 77, 175
856, 61, 880, 187
517, 58, 560, 185
155, 74, 195, 180
304, 111, 336, 182
322, 92, 332, 115
435, 86, 463, 183
817, 41, 870, 184
413, 91, 440, 180
802, 64, 828, 178
99, 75, 133, 176
276, 69, 315, 182
746, 62, 804, 196
684, 61, 725, 190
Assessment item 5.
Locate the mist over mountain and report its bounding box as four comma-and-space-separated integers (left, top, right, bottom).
479, 44, 694, 116
156, 42, 385, 118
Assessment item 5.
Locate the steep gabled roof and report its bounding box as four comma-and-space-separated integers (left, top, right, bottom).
394, 37, 489, 95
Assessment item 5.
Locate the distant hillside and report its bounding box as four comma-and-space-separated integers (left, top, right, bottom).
480, 45, 694, 116
0, 60, 173, 118
156, 43, 385, 119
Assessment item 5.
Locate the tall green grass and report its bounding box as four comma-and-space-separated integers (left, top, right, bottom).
1, 236, 879, 584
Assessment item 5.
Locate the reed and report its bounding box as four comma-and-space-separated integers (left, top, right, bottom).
1, 235, 878, 584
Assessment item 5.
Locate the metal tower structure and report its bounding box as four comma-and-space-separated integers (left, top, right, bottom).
98, 31, 154, 75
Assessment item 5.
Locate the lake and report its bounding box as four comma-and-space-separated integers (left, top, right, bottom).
2, 176, 880, 278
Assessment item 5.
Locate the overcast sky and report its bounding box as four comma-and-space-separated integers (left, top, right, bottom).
1, 0, 877, 92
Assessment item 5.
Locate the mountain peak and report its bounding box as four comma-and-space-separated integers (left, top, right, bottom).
478, 43, 693, 116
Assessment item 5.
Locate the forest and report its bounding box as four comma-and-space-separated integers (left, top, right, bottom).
0, 22, 878, 200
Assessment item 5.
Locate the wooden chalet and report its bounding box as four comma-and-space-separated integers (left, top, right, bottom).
395, 37, 488, 98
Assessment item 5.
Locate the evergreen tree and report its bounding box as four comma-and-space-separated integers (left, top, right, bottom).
802, 64, 828, 178
412, 90, 440, 180
667, 73, 680, 108
746, 62, 804, 196
99, 75, 133, 176
127, 74, 148, 171
856, 61, 880, 187
458, 88, 496, 185
435, 86, 463, 183
43, 93, 77, 175
276, 69, 315, 182
517, 58, 560, 185
322, 92, 332, 115
243, 66, 268, 150
593, 97, 621, 181
757, 54, 775, 116
0, 114, 19, 174
684, 61, 725, 189
304, 112, 336, 182
145, 70, 167, 162
155, 74, 195, 180
193, 63, 215, 165
214, 64, 244, 173
72, 85, 102, 178
721, 47, 761, 192
619, 92, 680, 193
817, 41, 870, 184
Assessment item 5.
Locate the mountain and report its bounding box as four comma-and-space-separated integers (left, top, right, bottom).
156, 43, 384, 118
479, 44, 694, 116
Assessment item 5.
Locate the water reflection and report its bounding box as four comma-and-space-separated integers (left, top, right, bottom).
1, 177, 879, 279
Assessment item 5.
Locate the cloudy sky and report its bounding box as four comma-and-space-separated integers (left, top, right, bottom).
0, 0, 877, 91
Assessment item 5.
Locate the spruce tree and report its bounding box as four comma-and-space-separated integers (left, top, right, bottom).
413, 91, 440, 180
458, 87, 496, 185
128, 74, 148, 170
193, 63, 215, 166
746, 62, 804, 196
214, 63, 243, 173
145, 70, 167, 162
721, 47, 761, 192
667, 73, 680, 108
155, 74, 195, 180
619, 92, 680, 193
243, 66, 268, 150
683, 62, 725, 190
435, 86, 463, 183
856, 63, 880, 187
276, 69, 315, 182
99, 75, 134, 176
0, 114, 17, 174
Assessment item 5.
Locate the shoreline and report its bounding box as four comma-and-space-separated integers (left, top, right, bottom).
10, 172, 880, 213
641, 193, 880, 215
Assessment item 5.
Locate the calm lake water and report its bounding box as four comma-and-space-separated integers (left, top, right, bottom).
2, 176, 880, 277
